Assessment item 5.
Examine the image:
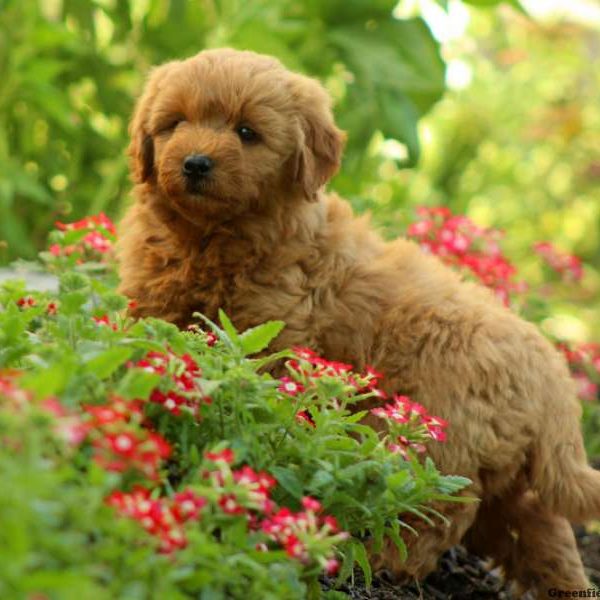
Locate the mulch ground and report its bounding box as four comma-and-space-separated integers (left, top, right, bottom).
322, 528, 600, 599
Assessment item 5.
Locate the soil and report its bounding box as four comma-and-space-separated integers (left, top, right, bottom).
322, 529, 600, 599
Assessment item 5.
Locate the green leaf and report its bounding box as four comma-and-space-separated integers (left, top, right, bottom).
385, 521, 408, 563
59, 291, 88, 315
84, 346, 133, 379
270, 466, 304, 499
379, 92, 420, 165
351, 540, 372, 588
436, 475, 472, 495
218, 309, 240, 347
335, 543, 355, 586
22, 361, 74, 399
116, 369, 161, 400
239, 320, 285, 356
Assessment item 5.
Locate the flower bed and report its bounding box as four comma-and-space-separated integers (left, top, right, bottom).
0, 210, 597, 599
0, 215, 472, 599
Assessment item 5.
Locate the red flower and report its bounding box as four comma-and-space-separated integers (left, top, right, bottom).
205, 448, 235, 464
278, 376, 304, 396
301, 496, 321, 512
106, 486, 199, 554
132, 350, 207, 416
92, 315, 118, 331
218, 493, 246, 515
292, 347, 319, 361
296, 410, 316, 427
16, 296, 36, 308
55, 212, 116, 235
172, 489, 207, 522
85, 398, 171, 479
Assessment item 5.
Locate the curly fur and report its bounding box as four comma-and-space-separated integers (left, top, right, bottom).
117, 48, 600, 596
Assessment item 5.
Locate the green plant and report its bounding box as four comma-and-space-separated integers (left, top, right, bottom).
0, 216, 469, 599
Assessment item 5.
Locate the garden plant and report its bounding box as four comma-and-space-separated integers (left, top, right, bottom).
1, 204, 598, 598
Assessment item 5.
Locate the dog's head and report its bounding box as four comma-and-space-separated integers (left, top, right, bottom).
129, 48, 345, 225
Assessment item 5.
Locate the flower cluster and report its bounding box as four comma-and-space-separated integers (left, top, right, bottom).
92, 314, 119, 331
203, 449, 277, 516
42, 395, 172, 479
278, 347, 386, 427
533, 241, 583, 282
47, 212, 116, 263
107, 486, 206, 553
0, 371, 32, 411
55, 212, 117, 235
202, 448, 346, 572
557, 342, 600, 401
41, 397, 89, 446
14, 294, 58, 316
132, 351, 210, 416
371, 395, 448, 458
84, 397, 171, 479
16, 295, 36, 308
261, 496, 348, 574
406, 206, 525, 305
284, 347, 382, 394
186, 324, 219, 347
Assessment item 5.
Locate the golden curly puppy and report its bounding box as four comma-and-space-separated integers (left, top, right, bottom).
118, 49, 600, 595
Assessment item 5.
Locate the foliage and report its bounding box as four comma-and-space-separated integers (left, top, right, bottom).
0, 0, 466, 261
344, 7, 600, 341
0, 217, 470, 599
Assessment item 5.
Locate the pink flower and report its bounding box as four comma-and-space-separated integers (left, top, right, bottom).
40, 398, 88, 446
301, 496, 322, 513
324, 558, 340, 576
533, 241, 583, 282
573, 372, 598, 402
407, 220, 433, 237
407, 206, 523, 306
83, 231, 112, 254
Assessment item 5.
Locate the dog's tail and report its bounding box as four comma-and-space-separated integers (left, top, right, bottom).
530, 395, 600, 523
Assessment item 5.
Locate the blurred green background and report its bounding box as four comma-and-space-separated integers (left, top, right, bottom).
0, 0, 598, 341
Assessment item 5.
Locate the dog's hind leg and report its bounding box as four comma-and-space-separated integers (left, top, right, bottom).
465, 490, 590, 598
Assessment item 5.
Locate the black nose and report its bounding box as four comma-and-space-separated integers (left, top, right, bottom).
182, 154, 214, 179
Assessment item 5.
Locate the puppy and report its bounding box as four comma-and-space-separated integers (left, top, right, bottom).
117, 48, 600, 595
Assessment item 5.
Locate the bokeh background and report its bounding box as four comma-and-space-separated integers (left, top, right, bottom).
1, 0, 598, 346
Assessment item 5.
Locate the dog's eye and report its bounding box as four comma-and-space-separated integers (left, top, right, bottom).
236, 125, 260, 144
161, 117, 185, 133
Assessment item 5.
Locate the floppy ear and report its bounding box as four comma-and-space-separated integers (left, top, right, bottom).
128, 63, 176, 184
291, 76, 346, 201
